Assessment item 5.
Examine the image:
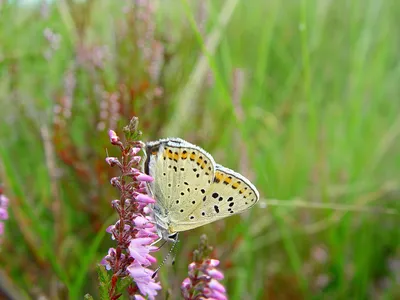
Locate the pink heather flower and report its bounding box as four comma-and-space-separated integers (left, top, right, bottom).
102, 118, 161, 300
136, 173, 154, 182
130, 156, 142, 165
105, 157, 120, 167
208, 268, 224, 280
130, 147, 142, 156
108, 129, 120, 144
208, 279, 226, 293
101, 248, 117, 271
181, 235, 227, 300
133, 216, 153, 228
0, 208, 8, 220
0, 192, 9, 243
127, 262, 161, 300
135, 193, 156, 204
128, 237, 155, 265
0, 194, 9, 207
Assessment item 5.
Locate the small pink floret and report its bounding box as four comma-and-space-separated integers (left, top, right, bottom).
136, 173, 154, 182
136, 193, 156, 204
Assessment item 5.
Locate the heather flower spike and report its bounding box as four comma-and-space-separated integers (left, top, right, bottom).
181, 234, 228, 300
101, 117, 161, 300
0, 186, 9, 243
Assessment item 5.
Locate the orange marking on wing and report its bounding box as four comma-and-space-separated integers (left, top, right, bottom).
232, 182, 241, 189
215, 172, 224, 183
224, 177, 232, 185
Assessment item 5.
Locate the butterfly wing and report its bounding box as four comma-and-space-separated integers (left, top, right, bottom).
170, 163, 260, 232
144, 138, 216, 232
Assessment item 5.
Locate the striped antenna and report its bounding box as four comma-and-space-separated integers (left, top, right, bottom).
152, 234, 179, 278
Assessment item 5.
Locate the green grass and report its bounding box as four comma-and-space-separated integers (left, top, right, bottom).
0, 0, 399, 299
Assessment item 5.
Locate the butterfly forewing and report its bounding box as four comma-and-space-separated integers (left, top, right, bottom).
145, 138, 216, 229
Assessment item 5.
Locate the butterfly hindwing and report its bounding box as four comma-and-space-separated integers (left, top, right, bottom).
171, 164, 259, 232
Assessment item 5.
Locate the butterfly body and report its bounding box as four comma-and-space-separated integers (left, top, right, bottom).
144, 138, 259, 241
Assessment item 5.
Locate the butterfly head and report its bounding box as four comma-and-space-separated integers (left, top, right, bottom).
154, 221, 178, 242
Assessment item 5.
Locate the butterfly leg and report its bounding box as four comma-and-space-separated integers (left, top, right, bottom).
150, 237, 163, 246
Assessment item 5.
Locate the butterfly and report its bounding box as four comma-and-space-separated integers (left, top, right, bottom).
144, 138, 260, 242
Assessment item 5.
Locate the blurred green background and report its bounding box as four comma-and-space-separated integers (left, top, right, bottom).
0, 0, 399, 299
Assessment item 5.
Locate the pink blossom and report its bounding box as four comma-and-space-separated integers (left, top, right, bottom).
181, 254, 227, 299
127, 262, 161, 300
0, 195, 8, 207
209, 279, 226, 293
0, 208, 8, 220
134, 216, 153, 228
108, 129, 120, 144
135, 193, 156, 204
130, 147, 142, 156
105, 157, 120, 167
136, 173, 154, 182
128, 237, 155, 265
208, 268, 224, 280
0, 193, 9, 243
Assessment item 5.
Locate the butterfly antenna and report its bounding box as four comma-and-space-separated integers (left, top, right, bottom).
152, 234, 179, 278
171, 240, 180, 266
